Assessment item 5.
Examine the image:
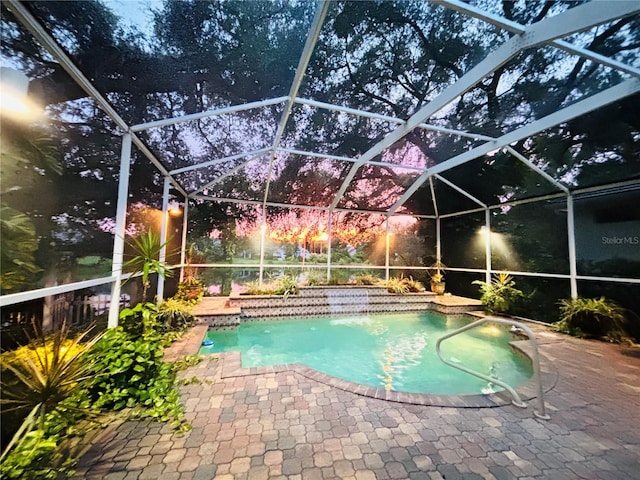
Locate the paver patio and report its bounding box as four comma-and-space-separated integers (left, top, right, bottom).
75, 322, 640, 480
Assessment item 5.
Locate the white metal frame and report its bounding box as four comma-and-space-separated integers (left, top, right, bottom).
2, 0, 639, 325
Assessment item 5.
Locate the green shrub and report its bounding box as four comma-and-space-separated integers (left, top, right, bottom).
84, 328, 188, 429
472, 273, 524, 314
303, 270, 327, 286
157, 298, 196, 333
555, 297, 629, 342
353, 274, 380, 286
272, 274, 299, 297
402, 276, 425, 292
118, 302, 158, 338
174, 279, 204, 305
0, 324, 104, 478
385, 277, 410, 294
243, 280, 271, 295
0, 428, 74, 479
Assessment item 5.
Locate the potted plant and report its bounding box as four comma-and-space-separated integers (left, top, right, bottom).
428, 261, 446, 295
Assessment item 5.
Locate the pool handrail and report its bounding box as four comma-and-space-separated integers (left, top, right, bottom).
435, 317, 550, 420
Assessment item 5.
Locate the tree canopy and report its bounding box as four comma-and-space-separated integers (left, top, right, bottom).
1, 0, 638, 293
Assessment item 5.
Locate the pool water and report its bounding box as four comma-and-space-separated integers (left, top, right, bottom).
200, 312, 533, 395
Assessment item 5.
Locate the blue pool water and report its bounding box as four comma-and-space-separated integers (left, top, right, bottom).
200, 312, 533, 395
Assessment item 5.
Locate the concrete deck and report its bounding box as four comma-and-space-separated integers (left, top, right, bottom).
75, 319, 640, 480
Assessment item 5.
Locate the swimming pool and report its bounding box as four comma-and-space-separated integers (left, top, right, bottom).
200, 312, 533, 395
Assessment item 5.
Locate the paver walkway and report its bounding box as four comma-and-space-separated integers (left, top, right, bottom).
75, 322, 640, 480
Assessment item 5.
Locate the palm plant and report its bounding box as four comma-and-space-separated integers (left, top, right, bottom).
123, 231, 173, 302
472, 273, 524, 314
0, 323, 104, 462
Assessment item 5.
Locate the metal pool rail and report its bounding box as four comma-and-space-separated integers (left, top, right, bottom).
436, 317, 550, 420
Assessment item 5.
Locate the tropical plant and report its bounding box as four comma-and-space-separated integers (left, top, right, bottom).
402, 276, 425, 293
385, 277, 410, 295
472, 273, 524, 314
0, 206, 41, 292
272, 274, 299, 298
428, 260, 447, 283
555, 297, 629, 342
174, 278, 205, 305
117, 302, 158, 339
303, 269, 328, 286
84, 328, 188, 429
123, 231, 173, 302
0, 427, 75, 479
156, 297, 196, 333
353, 274, 380, 286
0, 323, 104, 463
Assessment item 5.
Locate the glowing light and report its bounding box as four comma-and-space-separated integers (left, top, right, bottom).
168, 201, 182, 216
479, 226, 489, 235
479, 325, 502, 337
0, 67, 40, 119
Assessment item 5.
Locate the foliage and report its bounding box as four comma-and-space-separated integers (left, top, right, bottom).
555, 297, 629, 342
428, 261, 447, 283
243, 280, 271, 295
0, 324, 104, 462
243, 274, 300, 297
303, 270, 328, 286
353, 274, 380, 286
156, 298, 196, 333
123, 231, 174, 302
472, 273, 524, 314
402, 276, 425, 293
0, 205, 41, 293
84, 328, 189, 430
271, 274, 299, 297
118, 302, 158, 339
383, 275, 425, 294
385, 277, 410, 295
0, 428, 74, 480
174, 278, 205, 305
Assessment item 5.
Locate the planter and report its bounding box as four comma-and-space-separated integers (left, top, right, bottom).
430, 281, 446, 295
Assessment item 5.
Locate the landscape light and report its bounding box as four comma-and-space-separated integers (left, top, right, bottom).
0, 67, 40, 119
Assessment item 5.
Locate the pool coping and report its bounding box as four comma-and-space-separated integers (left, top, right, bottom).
212, 319, 559, 409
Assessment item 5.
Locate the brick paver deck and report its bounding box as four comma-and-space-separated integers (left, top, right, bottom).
75, 321, 640, 480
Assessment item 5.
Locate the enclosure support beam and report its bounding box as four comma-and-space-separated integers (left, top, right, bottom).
294, 97, 495, 141
6, 0, 187, 198
485, 209, 492, 284
131, 97, 289, 133
331, 0, 628, 212
389, 78, 640, 215
567, 195, 578, 298
504, 147, 569, 194
157, 177, 171, 301
179, 198, 189, 283
172, 147, 271, 176
435, 0, 640, 78
434, 174, 487, 207
435, 217, 442, 271
262, 0, 330, 210
385, 218, 391, 281
258, 216, 267, 286
108, 133, 132, 328
326, 211, 333, 283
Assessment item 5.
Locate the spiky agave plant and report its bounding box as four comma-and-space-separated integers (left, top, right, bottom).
0, 323, 104, 462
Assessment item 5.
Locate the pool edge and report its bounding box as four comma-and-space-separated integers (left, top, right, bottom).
216, 345, 558, 409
